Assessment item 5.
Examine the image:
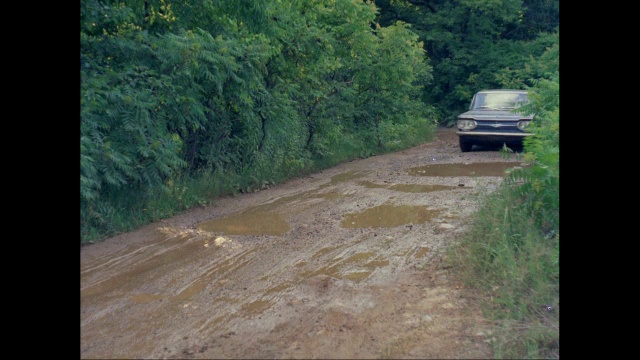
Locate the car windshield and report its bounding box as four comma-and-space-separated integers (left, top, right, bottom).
471, 92, 528, 110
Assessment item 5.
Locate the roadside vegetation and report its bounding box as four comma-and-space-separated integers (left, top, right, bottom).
81, 1, 559, 357
81, 0, 436, 242
448, 39, 559, 358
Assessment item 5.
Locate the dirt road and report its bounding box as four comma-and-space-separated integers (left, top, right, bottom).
81, 127, 524, 359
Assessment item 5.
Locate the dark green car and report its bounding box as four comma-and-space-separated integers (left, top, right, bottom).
456, 89, 534, 152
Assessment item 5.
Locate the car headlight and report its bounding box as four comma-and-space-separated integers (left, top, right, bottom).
457, 119, 477, 130
517, 120, 531, 131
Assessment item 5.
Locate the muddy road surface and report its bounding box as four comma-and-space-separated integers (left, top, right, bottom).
81, 127, 524, 359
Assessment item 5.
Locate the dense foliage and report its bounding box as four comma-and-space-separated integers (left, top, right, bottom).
81, 0, 436, 240
375, 0, 559, 123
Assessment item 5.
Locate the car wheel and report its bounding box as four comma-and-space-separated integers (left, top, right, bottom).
459, 138, 473, 152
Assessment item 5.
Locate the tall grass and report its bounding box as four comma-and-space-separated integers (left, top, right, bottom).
449, 184, 559, 358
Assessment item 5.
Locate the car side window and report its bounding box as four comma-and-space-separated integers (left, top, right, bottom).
471, 94, 486, 109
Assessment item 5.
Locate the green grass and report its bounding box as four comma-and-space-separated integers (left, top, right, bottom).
447, 183, 559, 358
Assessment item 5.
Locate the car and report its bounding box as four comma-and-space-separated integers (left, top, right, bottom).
456, 89, 534, 152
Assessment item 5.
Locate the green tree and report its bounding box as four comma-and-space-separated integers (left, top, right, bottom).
81, 0, 435, 240
374, 0, 559, 123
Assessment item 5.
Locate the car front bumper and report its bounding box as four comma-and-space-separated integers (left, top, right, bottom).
456, 131, 533, 143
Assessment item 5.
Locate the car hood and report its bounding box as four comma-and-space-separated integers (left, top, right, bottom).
458, 109, 534, 121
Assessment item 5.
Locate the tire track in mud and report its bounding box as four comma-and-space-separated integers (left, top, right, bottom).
81, 127, 521, 359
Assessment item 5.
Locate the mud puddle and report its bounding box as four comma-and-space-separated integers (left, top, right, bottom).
341, 204, 441, 228
198, 211, 291, 235
408, 161, 522, 177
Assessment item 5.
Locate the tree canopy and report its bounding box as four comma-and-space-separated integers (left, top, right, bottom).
375, 0, 559, 122
81, 0, 436, 238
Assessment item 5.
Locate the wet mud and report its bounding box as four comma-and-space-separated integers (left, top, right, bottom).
81, 127, 521, 359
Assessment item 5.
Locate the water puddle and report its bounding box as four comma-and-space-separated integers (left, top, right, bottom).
197, 211, 290, 236
212, 297, 237, 304
415, 247, 430, 258
196, 315, 227, 332
345, 257, 389, 282
388, 184, 463, 193
342, 271, 372, 281
341, 205, 441, 228
341, 251, 375, 264
312, 192, 342, 200
329, 170, 368, 184
297, 252, 389, 283
408, 162, 522, 177
357, 180, 467, 193
240, 299, 274, 317
299, 264, 341, 279
364, 258, 390, 268
311, 245, 344, 259
264, 282, 293, 295
357, 180, 389, 189
130, 293, 164, 304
